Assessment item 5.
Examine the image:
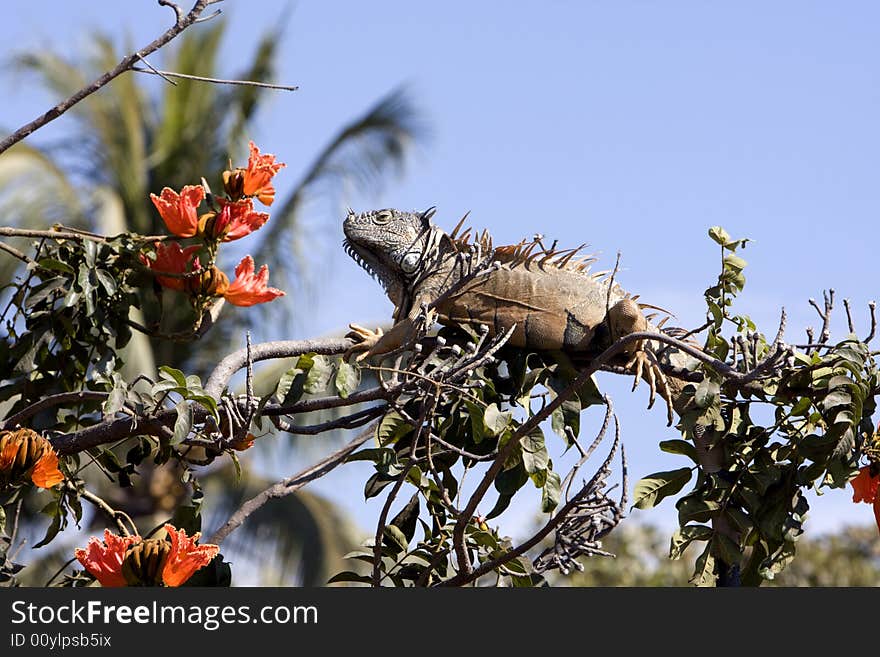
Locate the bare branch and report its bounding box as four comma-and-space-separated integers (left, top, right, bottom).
158, 0, 184, 24
442, 415, 624, 586
134, 55, 177, 86
262, 386, 390, 415
2, 391, 109, 430
867, 301, 877, 344
843, 298, 855, 334
0, 0, 216, 154
271, 405, 385, 435
0, 241, 37, 265
205, 338, 351, 397
78, 487, 137, 538
131, 66, 299, 91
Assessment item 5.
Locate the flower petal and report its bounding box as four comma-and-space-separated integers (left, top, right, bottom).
31, 450, 64, 488
850, 466, 879, 504
161, 524, 220, 587
75, 530, 141, 588
223, 256, 285, 307
150, 185, 204, 238
242, 141, 285, 205
142, 242, 202, 291
215, 199, 270, 242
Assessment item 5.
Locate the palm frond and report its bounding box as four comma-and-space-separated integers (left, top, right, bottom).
201, 468, 362, 586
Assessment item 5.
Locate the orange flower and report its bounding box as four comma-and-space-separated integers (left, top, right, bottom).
850, 465, 880, 535
228, 433, 256, 451
851, 466, 879, 503
150, 185, 205, 237
0, 428, 64, 490
222, 256, 285, 307
210, 199, 270, 242
242, 141, 285, 206
140, 242, 202, 291
188, 265, 229, 298
76, 525, 218, 587
75, 529, 141, 588
161, 524, 220, 587
31, 450, 64, 488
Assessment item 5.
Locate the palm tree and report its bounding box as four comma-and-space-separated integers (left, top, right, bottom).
4, 19, 424, 369
1, 17, 426, 585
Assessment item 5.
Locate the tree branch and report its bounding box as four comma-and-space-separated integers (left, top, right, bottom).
131, 66, 299, 91
206, 421, 379, 545
0, 0, 215, 155
2, 391, 109, 431
205, 338, 352, 397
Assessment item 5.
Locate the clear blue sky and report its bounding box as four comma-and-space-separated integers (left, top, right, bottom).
3, 1, 878, 539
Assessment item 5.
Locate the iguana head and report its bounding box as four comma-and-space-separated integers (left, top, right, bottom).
343, 207, 443, 302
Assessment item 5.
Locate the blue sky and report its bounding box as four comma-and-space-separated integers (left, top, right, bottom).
3, 2, 879, 540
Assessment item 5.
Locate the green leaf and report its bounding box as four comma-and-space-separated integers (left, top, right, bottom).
102, 384, 126, 419
304, 354, 333, 394
94, 269, 117, 296
172, 400, 192, 445
659, 439, 699, 463
159, 366, 188, 388
632, 468, 693, 510
541, 470, 562, 513
675, 493, 721, 525
669, 524, 712, 560
485, 492, 514, 520
389, 493, 420, 543
465, 401, 487, 445
521, 428, 550, 475
346, 447, 396, 466
694, 379, 720, 409
377, 411, 411, 446
690, 544, 717, 587
708, 226, 731, 246
382, 524, 409, 553
24, 278, 67, 308
483, 403, 512, 435
334, 360, 360, 399
712, 533, 742, 567
723, 253, 747, 271
36, 258, 74, 275
327, 571, 373, 585
275, 367, 305, 405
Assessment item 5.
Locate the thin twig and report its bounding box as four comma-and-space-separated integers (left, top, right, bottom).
206, 421, 379, 545
135, 55, 177, 86
131, 66, 298, 91
78, 488, 136, 537
0, 0, 215, 155
843, 298, 855, 334
2, 391, 109, 430
271, 405, 385, 435
0, 241, 37, 265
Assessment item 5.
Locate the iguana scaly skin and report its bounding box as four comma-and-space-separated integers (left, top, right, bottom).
342, 207, 694, 424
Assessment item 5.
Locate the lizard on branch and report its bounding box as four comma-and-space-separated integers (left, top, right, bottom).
342, 207, 698, 425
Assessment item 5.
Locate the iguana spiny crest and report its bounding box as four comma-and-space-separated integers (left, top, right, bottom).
343, 207, 679, 423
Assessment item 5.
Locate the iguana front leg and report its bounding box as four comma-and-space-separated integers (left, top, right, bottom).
344, 319, 414, 362
345, 302, 437, 362
607, 298, 674, 426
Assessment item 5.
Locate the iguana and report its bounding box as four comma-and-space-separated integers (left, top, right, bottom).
342, 207, 696, 424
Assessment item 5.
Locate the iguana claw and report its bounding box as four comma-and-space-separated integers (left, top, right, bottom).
344, 323, 384, 362
625, 348, 674, 427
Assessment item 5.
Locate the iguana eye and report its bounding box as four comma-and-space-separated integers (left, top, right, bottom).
400, 251, 421, 274
373, 211, 393, 225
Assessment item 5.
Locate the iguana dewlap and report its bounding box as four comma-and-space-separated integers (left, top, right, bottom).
342, 207, 683, 424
